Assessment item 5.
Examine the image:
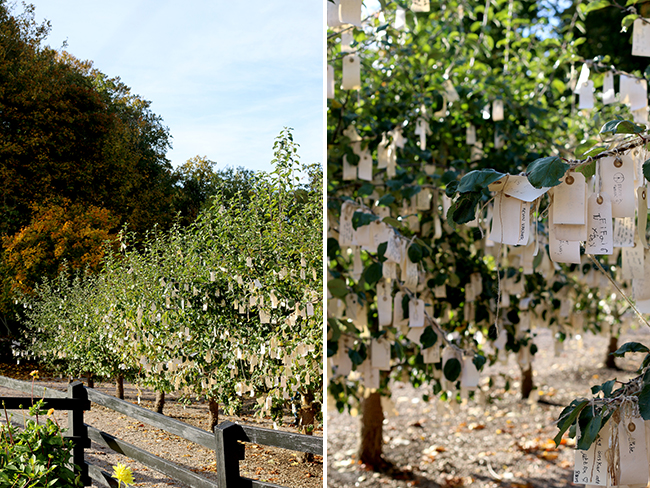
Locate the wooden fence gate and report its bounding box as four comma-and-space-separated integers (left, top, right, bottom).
0, 375, 322, 488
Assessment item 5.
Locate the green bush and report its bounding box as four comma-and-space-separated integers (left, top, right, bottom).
0, 400, 81, 488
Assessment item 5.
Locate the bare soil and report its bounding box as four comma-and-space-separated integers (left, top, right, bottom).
327, 326, 650, 488
0, 366, 322, 488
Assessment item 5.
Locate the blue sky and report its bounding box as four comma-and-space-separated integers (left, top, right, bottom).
27, 1, 324, 172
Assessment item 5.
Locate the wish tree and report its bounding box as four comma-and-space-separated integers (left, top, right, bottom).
327, 0, 650, 470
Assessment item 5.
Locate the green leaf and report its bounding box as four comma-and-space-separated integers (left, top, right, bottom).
328, 278, 348, 298
445, 180, 459, 198
643, 159, 650, 181
327, 340, 338, 358
582, 0, 611, 15
612, 341, 650, 357
408, 243, 423, 263
638, 384, 650, 420
526, 156, 569, 189
352, 211, 379, 230
376, 194, 395, 206
401, 185, 421, 200
420, 327, 438, 349
600, 119, 645, 135
457, 169, 505, 193
554, 400, 589, 446
575, 139, 598, 158
577, 412, 603, 451
383, 216, 401, 228
443, 358, 461, 382
357, 183, 375, 197
349, 348, 365, 366
622, 13, 640, 29
364, 263, 383, 285
591, 379, 616, 397
448, 191, 481, 226
473, 354, 487, 370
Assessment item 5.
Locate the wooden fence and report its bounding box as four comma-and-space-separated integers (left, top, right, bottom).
0, 375, 322, 488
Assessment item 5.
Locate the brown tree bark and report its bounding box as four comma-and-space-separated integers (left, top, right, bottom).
605, 335, 619, 370
208, 398, 219, 431
521, 365, 534, 399
86, 373, 94, 389
299, 391, 316, 462
115, 375, 124, 400
155, 391, 165, 414
358, 392, 386, 470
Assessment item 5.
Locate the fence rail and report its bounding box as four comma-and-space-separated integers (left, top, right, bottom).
0, 375, 322, 488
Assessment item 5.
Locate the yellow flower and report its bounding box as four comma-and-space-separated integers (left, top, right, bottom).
47, 408, 54, 417
29, 370, 39, 379
112, 463, 134, 487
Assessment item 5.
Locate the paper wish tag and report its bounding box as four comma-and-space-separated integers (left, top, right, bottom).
573, 421, 610, 486
466, 124, 476, 145
613, 217, 635, 247
578, 80, 594, 110
574, 63, 590, 94
488, 193, 530, 246
618, 415, 649, 486
633, 18, 650, 57
603, 71, 615, 105
549, 205, 582, 264
444, 80, 460, 102
338, 201, 356, 246
327, 0, 342, 27
460, 356, 479, 388
327, 65, 334, 99
393, 291, 408, 326
376, 281, 393, 327
622, 234, 644, 280
633, 248, 650, 301
601, 156, 636, 218
584, 192, 613, 255
423, 343, 441, 363
357, 147, 373, 181
414, 118, 431, 150
339, 0, 363, 27
410, 0, 430, 12
553, 173, 586, 225
394, 7, 406, 30
492, 99, 504, 121
489, 174, 550, 202
408, 298, 425, 327
371, 338, 391, 371
620, 75, 648, 110
340, 30, 354, 53
341, 54, 361, 90
342, 153, 357, 180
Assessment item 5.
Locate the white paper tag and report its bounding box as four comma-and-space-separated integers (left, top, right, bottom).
549, 205, 582, 264
402, 257, 419, 288
327, 0, 342, 27
340, 29, 354, 53
423, 344, 441, 363
376, 281, 393, 327
603, 71, 615, 105
444, 80, 460, 102
394, 7, 406, 30
492, 99, 504, 121
629, 78, 649, 111
633, 18, 650, 57
619, 416, 649, 485
614, 217, 635, 247
371, 338, 391, 370
489, 174, 550, 202
578, 80, 594, 110
408, 298, 425, 327
553, 173, 586, 224
327, 65, 334, 99
601, 155, 636, 218
584, 192, 613, 255
385, 233, 403, 263
622, 235, 644, 280
574, 63, 590, 94
339, 0, 363, 27
633, 248, 650, 301
342, 153, 357, 180
357, 148, 373, 181
489, 193, 529, 245
339, 201, 356, 246
639, 187, 649, 248
460, 356, 479, 388
466, 124, 476, 145
573, 422, 609, 486
393, 292, 407, 326
341, 54, 361, 90
410, 0, 430, 12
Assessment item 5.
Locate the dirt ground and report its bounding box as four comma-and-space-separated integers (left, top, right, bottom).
0, 365, 323, 488
327, 326, 650, 488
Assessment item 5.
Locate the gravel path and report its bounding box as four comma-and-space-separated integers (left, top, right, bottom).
0, 377, 323, 488
327, 326, 650, 488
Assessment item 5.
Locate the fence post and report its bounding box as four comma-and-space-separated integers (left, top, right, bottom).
214, 421, 246, 487
67, 381, 91, 486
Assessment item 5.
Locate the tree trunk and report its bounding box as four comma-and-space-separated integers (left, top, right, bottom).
208, 398, 219, 431
87, 373, 94, 389
521, 365, 534, 399
605, 335, 619, 369
155, 391, 165, 414
115, 375, 124, 400
299, 391, 316, 462
358, 392, 385, 470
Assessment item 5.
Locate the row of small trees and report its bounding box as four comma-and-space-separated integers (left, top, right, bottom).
19, 130, 324, 431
